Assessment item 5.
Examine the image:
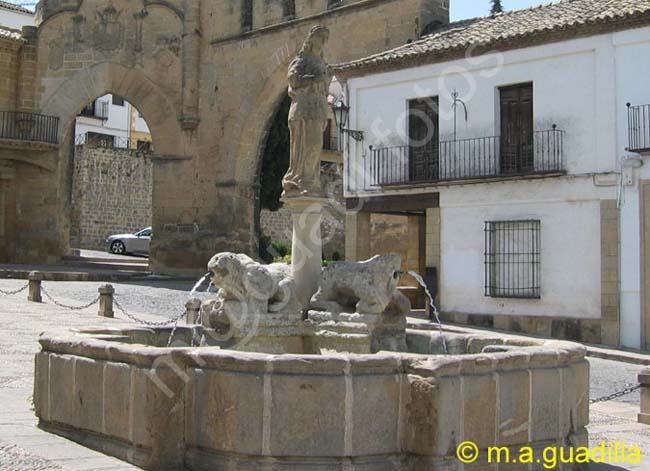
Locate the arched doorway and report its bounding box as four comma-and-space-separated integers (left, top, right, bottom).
67, 93, 154, 265
39, 63, 185, 271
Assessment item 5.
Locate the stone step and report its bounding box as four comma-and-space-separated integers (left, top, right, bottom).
62, 255, 149, 265
60, 260, 151, 272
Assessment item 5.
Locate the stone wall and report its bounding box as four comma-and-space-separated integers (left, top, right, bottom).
260, 165, 345, 259
70, 145, 152, 250
0, 33, 21, 109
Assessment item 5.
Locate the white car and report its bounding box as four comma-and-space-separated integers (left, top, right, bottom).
106, 227, 152, 255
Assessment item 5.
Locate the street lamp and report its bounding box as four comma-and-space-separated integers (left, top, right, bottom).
332, 100, 364, 142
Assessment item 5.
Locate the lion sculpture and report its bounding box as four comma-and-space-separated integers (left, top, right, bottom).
206, 252, 299, 314
310, 253, 410, 316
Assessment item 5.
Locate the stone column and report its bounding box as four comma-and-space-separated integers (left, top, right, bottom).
28, 271, 43, 302
640, 368, 650, 425
98, 284, 115, 318
185, 298, 202, 324
345, 210, 371, 262
17, 26, 38, 111
180, 0, 201, 129
284, 196, 327, 308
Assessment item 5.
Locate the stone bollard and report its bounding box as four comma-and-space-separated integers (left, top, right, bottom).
185, 298, 202, 324
639, 368, 650, 425
28, 271, 43, 303
98, 284, 115, 318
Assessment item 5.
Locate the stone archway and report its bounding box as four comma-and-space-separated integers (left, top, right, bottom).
41, 62, 183, 156
40, 62, 188, 271
2, 0, 448, 273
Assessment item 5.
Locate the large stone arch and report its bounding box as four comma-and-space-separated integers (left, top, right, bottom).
40, 62, 183, 156
235, 60, 292, 190
39, 62, 189, 272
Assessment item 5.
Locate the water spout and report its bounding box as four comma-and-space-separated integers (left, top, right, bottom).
190, 272, 211, 297
167, 272, 212, 348
408, 271, 448, 354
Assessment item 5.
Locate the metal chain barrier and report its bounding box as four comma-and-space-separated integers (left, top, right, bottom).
0, 283, 29, 296
590, 384, 642, 404
113, 297, 187, 327
40, 285, 100, 311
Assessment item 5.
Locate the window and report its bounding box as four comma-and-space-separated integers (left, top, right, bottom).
484, 220, 541, 299
408, 96, 439, 182
112, 95, 125, 106
241, 0, 253, 30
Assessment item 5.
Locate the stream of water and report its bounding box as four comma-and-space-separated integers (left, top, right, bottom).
408, 271, 448, 354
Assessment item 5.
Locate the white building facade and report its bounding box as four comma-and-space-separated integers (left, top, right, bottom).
338, 0, 650, 349
0, 1, 34, 30
75, 94, 152, 150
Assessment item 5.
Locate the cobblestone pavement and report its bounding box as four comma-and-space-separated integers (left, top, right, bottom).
0, 278, 649, 470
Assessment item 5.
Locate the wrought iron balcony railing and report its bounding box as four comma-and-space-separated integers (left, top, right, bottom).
628, 103, 650, 153
363, 127, 565, 188
0, 111, 60, 145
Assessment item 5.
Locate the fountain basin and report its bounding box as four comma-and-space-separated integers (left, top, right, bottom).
34, 326, 589, 470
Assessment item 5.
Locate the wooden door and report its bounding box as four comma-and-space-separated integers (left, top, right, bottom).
500, 83, 533, 175
408, 97, 439, 182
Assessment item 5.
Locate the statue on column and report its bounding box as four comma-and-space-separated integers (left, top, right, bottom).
282, 25, 332, 198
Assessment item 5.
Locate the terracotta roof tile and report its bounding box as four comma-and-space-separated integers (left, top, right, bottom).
0, 1, 32, 14
0, 26, 24, 42
335, 0, 650, 74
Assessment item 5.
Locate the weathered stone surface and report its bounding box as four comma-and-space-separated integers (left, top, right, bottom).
103, 361, 131, 442
205, 252, 300, 316
33, 352, 49, 421
640, 368, 650, 425
352, 374, 401, 456
47, 354, 75, 426
192, 369, 264, 455
270, 374, 346, 457
498, 371, 530, 446
308, 254, 410, 353
70, 146, 152, 250
463, 374, 497, 448
311, 254, 405, 315
35, 326, 589, 470
282, 26, 331, 198
73, 357, 104, 433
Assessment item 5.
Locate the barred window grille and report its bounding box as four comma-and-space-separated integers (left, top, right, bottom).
484, 220, 541, 299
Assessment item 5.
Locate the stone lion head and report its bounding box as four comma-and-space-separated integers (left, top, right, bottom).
207, 252, 276, 302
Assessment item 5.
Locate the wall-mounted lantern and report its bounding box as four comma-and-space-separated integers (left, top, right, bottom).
333, 100, 364, 142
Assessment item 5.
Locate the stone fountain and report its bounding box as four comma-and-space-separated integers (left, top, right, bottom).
33, 26, 589, 471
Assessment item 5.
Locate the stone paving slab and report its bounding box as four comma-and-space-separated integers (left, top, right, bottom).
0, 283, 153, 470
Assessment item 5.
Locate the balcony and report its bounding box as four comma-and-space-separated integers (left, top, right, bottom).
628, 104, 650, 153
79, 100, 109, 120
363, 127, 565, 189
0, 111, 59, 146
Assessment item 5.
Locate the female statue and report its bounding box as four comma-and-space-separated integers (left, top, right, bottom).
282, 25, 332, 198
